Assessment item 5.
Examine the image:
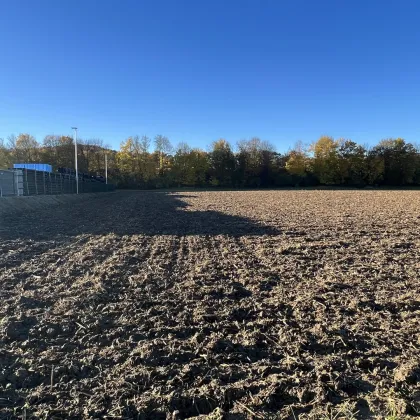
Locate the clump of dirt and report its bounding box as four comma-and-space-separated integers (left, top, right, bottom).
0, 190, 419, 419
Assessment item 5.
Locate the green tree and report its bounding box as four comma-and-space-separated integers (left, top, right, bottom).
172, 143, 191, 186
154, 135, 172, 173
285, 142, 309, 177
208, 139, 235, 187
371, 138, 418, 185
116, 135, 156, 187
78, 138, 107, 174
235, 137, 275, 187
42, 135, 74, 169
116, 137, 136, 186
172, 143, 209, 186
365, 148, 385, 185
137, 135, 155, 184
414, 143, 420, 184
337, 140, 367, 186
0, 138, 11, 168
271, 152, 293, 186
186, 149, 209, 186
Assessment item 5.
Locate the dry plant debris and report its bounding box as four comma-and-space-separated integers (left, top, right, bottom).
0, 190, 419, 419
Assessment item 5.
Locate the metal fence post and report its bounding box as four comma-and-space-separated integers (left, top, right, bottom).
15, 170, 23, 196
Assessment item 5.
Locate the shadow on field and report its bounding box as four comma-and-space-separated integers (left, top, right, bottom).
0, 191, 280, 240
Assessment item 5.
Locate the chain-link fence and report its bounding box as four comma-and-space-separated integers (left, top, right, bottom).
0, 169, 114, 197
0, 170, 21, 197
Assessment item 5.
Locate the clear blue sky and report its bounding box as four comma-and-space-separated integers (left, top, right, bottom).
1, 0, 419, 152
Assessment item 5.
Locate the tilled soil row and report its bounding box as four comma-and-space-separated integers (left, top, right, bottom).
0, 190, 419, 419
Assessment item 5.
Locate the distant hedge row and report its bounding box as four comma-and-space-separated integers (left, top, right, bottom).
1, 134, 419, 188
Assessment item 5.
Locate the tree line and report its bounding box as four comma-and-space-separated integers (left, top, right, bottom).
1, 133, 420, 188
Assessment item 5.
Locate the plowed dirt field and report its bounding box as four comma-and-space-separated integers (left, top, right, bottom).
1, 190, 419, 419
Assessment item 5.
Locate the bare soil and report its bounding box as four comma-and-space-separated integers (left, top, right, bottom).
0, 190, 419, 419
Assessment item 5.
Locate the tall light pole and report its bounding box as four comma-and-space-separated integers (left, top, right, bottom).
71, 127, 78, 194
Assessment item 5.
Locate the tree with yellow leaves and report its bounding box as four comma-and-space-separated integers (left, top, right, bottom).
309, 136, 340, 184
285, 141, 309, 177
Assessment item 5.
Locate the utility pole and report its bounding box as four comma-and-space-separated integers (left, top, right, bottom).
71, 127, 78, 194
